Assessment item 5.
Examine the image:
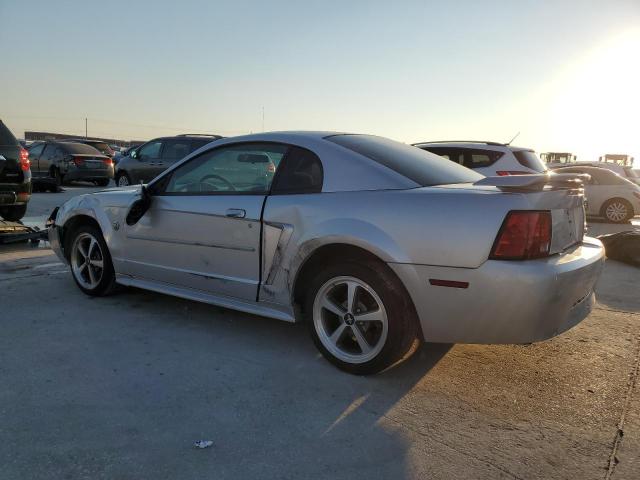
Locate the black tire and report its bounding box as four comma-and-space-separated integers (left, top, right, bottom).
116, 172, 131, 187
601, 198, 633, 223
0, 204, 28, 221
95, 178, 110, 187
66, 224, 117, 296
304, 261, 418, 375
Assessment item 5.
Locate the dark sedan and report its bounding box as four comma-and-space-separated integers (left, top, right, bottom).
28, 141, 114, 187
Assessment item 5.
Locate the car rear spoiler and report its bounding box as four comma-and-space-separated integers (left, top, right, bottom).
473, 173, 589, 191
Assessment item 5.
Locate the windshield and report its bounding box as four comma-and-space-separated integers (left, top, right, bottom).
512, 150, 547, 173
325, 134, 483, 186
59, 142, 103, 155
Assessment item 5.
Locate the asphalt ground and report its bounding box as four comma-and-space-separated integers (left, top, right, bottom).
0, 183, 638, 479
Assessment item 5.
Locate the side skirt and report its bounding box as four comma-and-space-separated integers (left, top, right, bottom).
115, 274, 296, 323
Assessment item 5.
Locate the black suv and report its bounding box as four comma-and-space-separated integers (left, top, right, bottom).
0, 120, 31, 221
115, 134, 221, 186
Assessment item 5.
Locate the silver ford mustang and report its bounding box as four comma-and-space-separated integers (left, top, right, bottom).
48, 132, 605, 374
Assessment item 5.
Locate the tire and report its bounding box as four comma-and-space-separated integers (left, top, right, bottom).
304, 261, 418, 375
95, 178, 110, 187
116, 172, 131, 187
602, 198, 633, 223
0, 204, 28, 221
67, 224, 117, 296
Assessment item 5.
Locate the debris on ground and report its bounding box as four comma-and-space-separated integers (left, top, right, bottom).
193, 440, 214, 449
598, 231, 640, 267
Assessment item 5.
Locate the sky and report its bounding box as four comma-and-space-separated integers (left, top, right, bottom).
1, 0, 639, 165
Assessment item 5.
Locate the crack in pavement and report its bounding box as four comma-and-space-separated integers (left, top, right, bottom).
605, 332, 640, 479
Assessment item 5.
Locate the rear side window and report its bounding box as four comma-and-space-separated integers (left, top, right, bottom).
162, 138, 191, 159
0, 121, 18, 146
512, 150, 547, 172
29, 143, 45, 156
191, 138, 215, 151
326, 135, 482, 186
272, 146, 323, 194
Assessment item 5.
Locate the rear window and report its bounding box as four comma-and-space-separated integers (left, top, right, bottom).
512, 150, 547, 172
421, 147, 504, 169
0, 121, 19, 146
325, 135, 483, 186
87, 141, 112, 153
59, 143, 102, 155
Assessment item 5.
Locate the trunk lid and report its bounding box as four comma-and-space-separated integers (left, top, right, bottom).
474, 173, 587, 254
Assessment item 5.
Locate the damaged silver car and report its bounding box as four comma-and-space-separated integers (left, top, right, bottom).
49, 132, 605, 374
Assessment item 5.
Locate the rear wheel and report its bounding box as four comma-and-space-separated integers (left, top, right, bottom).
305, 261, 417, 375
602, 198, 633, 223
0, 204, 27, 221
68, 225, 116, 296
116, 172, 131, 187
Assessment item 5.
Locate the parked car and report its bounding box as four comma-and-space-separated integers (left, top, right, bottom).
0, 120, 31, 221
28, 141, 114, 187
564, 161, 640, 186
69, 139, 115, 158
553, 165, 640, 222
414, 141, 547, 176
49, 132, 604, 375
115, 134, 222, 186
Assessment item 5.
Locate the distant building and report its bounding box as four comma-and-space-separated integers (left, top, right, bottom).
599, 154, 634, 167
24, 131, 145, 148
540, 152, 576, 165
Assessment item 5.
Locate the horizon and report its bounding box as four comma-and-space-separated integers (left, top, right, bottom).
1, 0, 638, 166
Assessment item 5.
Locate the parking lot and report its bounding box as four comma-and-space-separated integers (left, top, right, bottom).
1, 183, 639, 479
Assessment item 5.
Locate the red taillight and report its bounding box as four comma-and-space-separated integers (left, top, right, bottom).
19, 148, 30, 171
103, 158, 113, 166
490, 211, 552, 260
496, 170, 530, 176
73, 156, 85, 166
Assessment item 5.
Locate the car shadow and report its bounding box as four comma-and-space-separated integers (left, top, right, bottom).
94, 286, 452, 478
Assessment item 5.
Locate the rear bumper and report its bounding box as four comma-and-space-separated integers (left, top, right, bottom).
63, 168, 114, 181
390, 237, 605, 344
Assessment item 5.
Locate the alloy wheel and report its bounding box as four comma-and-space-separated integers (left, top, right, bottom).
605, 202, 628, 222
313, 276, 388, 364
71, 232, 105, 290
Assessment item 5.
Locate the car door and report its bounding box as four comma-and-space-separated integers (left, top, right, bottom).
131, 139, 163, 183
121, 142, 289, 301
38, 144, 57, 177
27, 143, 45, 176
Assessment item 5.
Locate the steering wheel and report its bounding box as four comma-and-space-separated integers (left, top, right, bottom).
199, 174, 236, 191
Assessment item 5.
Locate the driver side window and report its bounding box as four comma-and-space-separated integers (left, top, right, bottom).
163, 143, 288, 195
138, 140, 162, 161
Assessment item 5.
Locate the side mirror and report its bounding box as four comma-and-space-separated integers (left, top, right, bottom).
125, 186, 153, 225
131, 150, 139, 159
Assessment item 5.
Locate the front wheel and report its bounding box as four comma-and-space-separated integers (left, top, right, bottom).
68, 225, 116, 296
305, 261, 418, 375
602, 198, 633, 223
116, 172, 131, 187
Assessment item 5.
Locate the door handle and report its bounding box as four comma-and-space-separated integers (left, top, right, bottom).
225, 208, 246, 218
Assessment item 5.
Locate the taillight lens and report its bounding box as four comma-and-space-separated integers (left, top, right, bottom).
73, 157, 85, 166
103, 158, 113, 166
19, 148, 30, 171
496, 170, 530, 176
490, 211, 552, 260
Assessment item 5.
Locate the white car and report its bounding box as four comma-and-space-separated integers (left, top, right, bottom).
566, 161, 640, 186
553, 165, 640, 223
413, 141, 547, 176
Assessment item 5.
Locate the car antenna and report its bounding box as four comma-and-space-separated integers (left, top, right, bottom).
506, 131, 520, 145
